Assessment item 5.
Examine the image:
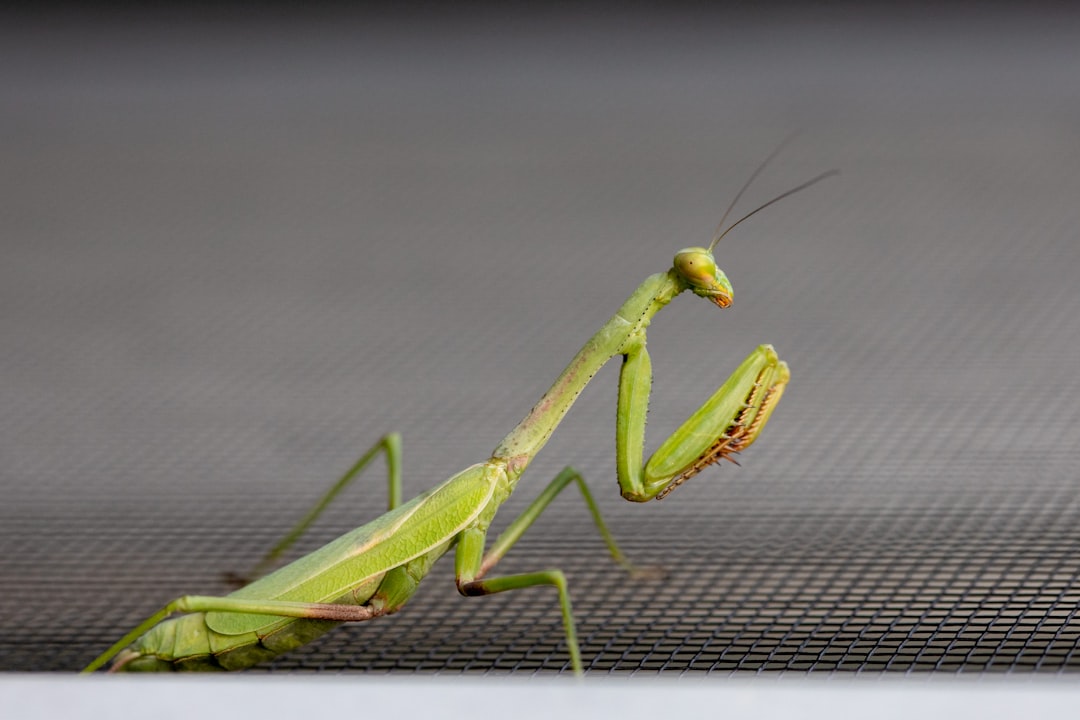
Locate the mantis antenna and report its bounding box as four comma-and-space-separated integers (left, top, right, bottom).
708, 169, 840, 252
709, 133, 800, 249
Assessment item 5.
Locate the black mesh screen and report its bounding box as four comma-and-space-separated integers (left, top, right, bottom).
4, 8, 1080, 674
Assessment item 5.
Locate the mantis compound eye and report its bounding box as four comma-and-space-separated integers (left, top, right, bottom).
673, 247, 733, 308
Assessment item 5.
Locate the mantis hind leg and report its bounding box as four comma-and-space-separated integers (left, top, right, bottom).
454, 466, 645, 675
81, 594, 382, 673
233, 432, 403, 584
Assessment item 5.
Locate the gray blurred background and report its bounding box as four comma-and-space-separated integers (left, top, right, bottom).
2, 5, 1080, 673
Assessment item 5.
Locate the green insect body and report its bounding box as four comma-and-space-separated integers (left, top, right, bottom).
112, 462, 502, 671
84, 158, 833, 675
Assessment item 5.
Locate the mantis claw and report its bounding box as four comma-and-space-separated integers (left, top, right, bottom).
631, 345, 790, 502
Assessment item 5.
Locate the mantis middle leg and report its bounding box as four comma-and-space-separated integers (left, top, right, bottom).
454, 466, 639, 674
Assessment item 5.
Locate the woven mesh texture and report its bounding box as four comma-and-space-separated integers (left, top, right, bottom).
3, 8, 1080, 674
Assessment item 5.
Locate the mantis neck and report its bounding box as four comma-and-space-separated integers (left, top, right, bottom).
492, 269, 685, 484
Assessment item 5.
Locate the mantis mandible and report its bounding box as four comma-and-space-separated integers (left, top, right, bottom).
82, 150, 835, 674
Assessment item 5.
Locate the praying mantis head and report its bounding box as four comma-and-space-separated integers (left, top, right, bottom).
673, 247, 733, 308
673, 165, 839, 310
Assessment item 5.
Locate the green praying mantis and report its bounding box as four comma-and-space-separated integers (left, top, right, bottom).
82, 149, 836, 675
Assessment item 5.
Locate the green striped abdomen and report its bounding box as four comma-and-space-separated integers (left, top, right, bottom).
117, 574, 384, 671
115, 540, 453, 671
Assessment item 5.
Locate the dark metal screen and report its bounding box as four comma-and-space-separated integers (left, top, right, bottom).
4, 8, 1080, 674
